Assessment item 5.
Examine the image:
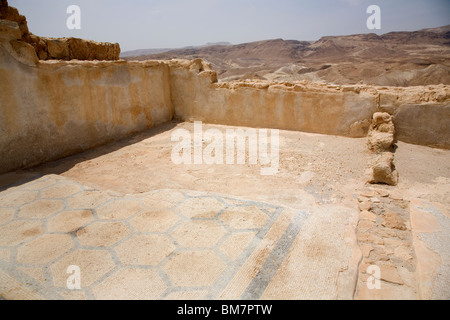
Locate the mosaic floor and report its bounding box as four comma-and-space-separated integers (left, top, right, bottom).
0, 174, 316, 300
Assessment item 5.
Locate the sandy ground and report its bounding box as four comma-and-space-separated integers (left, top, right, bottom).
38, 121, 450, 299
33, 120, 449, 213
35, 121, 371, 209
1, 121, 449, 299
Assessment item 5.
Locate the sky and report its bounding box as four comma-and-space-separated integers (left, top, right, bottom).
9, 0, 450, 52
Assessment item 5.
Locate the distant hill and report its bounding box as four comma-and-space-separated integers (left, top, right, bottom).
120, 48, 173, 58
123, 26, 450, 86
120, 42, 232, 58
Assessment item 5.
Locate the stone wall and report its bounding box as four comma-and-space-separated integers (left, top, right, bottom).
170, 61, 377, 137
169, 59, 450, 142
0, 1, 120, 61
0, 18, 449, 174
379, 91, 450, 149
28, 36, 121, 61
0, 20, 172, 173
0, 0, 29, 41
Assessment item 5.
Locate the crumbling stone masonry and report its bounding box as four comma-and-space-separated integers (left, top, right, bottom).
367, 112, 399, 186
0, 0, 120, 61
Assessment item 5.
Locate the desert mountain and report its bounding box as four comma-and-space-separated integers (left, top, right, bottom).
121, 42, 232, 58
123, 26, 450, 86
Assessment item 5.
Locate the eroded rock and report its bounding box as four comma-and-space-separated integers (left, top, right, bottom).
9, 39, 38, 64
379, 263, 404, 285
0, 19, 20, 40
47, 38, 70, 60
367, 112, 395, 153
29, 36, 121, 61
369, 152, 399, 186
382, 210, 407, 230
0, 1, 29, 39
1, 1, 120, 61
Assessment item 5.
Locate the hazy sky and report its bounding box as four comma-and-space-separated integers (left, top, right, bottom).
10, 0, 450, 52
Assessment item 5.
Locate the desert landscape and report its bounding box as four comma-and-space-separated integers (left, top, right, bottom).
123, 26, 450, 86
0, 0, 449, 302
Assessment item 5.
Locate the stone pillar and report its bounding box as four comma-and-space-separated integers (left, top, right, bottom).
367, 112, 399, 186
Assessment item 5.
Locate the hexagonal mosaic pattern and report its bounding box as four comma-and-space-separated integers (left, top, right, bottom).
0, 174, 300, 300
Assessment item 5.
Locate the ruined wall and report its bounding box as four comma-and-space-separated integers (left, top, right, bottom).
169, 60, 378, 137
1, 18, 449, 174
169, 59, 450, 143
379, 90, 450, 149
0, 1, 120, 61
28, 36, 121, 61
0, 20, 172, 173
0, 0, 29, 42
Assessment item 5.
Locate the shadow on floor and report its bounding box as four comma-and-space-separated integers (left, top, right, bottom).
0, 121, 180, 192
